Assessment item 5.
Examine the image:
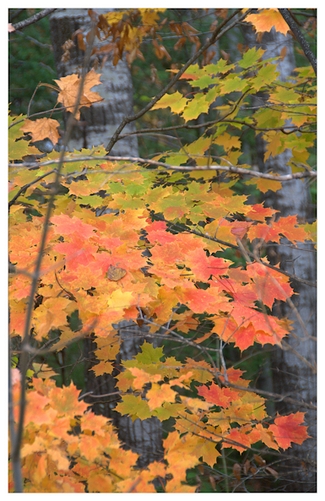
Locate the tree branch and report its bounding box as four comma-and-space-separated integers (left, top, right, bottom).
8, 155, 317, 182
10, 9, 57, 32
118, 119, 315, 140
279, 8, 317, 75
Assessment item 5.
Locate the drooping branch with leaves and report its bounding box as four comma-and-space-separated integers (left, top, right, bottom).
8, 8, 316, 493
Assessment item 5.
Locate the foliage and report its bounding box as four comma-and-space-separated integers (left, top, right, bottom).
8, 8, 316, 493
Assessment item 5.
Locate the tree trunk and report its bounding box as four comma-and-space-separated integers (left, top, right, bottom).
49, 8, 138, 155
49, 8, 163, 467
245, 28, 316, 492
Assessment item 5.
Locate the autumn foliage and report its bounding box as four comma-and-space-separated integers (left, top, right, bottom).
8, 8, 316, 493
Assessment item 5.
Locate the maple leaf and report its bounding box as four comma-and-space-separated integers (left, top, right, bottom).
146, 383, 176, 410
8, 113, 39, 160
115, 394, 152, 421
79, 434, 104, 462
186, 248, 229, 281
163, 431, 201, 486
172, 312, 199, 333
269, 412, 310, 449
198, 382, 240, 408
151, 91, 187, 114
91, 360, 114, 377
245, 9, 290, 35
154, 402, 185, 421
238, 47, 265, 69
251, 423, 279, 450
248, 262, 293, 308
186, 435, 220, 467
21, 118, 61, 145
55, 70, 103, 119
48, 384, 88, 417
128, 367, 161, 390
223, 428, 252, 453
182, 92, 210, 121
135, 341, 164, 364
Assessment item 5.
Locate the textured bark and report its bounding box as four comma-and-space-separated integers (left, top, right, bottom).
50, 8, 163, 467
245, 28, 317, 492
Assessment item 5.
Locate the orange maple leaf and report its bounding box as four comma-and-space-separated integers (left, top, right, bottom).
146, 383, 176, 410
21, 118, 61, 145
55, 69, 103, 119
223, 428, 252, 453
245, 9, 290, 35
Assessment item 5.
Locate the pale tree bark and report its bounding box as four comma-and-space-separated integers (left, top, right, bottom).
49, 8, 163, 467
245, 27, 316, 492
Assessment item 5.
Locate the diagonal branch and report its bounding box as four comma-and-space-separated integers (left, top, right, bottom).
10, 9, 57, 31
279, 8, 317, 75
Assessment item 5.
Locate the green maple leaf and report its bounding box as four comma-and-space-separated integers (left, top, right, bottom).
182, 93, 210, 121
9, 113, 39, 161
238, 47, 265, 69
154, 402, 185, 421
135, 341, 164, 364
115, 394, 152, 421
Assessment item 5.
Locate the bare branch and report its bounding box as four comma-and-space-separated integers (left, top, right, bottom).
279, 8, 317, 75
8, 155, 317, 182
10, 9, 57, 32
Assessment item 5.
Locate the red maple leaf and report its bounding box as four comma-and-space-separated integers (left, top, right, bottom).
197, 382, 239, 408
269, 412, 310, 449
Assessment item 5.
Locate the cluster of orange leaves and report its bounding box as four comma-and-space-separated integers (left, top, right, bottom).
10, 352, 309, 493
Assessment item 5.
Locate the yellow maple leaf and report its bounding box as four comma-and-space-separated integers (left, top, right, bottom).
245, 9, 290, 35
107, 289, 134, 310
151, 91, 187, 114
55, 69, 103, 119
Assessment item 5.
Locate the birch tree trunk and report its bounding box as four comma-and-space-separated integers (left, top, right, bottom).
245, 28, 316, 492
49, 8, 163, 467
